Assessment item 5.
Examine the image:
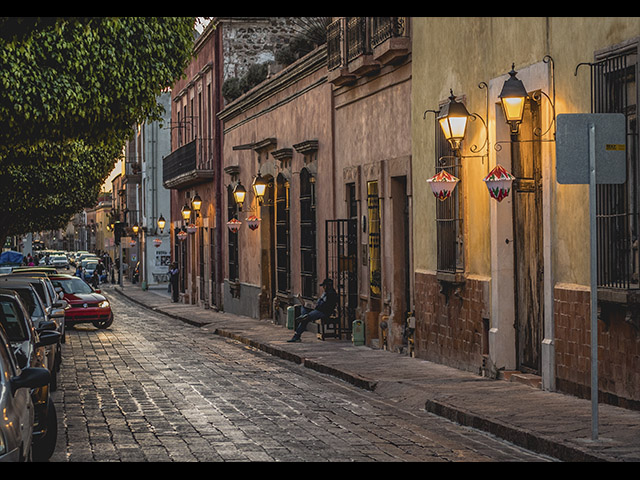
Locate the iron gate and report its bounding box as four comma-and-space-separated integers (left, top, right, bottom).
326, 219, 358, 338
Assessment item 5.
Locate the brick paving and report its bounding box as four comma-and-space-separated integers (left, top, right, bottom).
48, 284, 555, 462
102, 281, 640, 462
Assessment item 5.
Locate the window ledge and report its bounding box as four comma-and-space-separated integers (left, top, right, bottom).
598, 287, 640, 331
437, 271, 465, 304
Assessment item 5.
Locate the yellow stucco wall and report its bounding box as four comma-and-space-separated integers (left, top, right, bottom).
412, 17, 640, 286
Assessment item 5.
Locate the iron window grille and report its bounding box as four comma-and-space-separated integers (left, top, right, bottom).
586, 49, 639, 289
435, 128, 464, 274
367, 181, 382, 297
227, 186, 239, 282
300, 168, 317, 299
276, 175, 290, 294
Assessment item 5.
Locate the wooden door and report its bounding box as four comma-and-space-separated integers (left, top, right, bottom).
512, 97, 543, 374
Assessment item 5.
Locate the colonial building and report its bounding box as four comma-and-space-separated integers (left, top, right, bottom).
217, 17, 412, 349
412, 17, 640, 407
164, 17, 303, 309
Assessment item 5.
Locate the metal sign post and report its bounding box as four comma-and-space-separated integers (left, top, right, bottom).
556, 113, 626, 441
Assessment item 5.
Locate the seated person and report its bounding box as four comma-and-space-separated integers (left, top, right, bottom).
287, 278, 338, 343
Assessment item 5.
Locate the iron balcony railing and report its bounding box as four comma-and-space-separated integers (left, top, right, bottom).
162, 138, 214, 189
327, 17, 409, 72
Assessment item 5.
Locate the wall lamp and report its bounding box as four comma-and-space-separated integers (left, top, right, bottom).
499, 65, 529, 135
252, 173, 268, 204
191, 192, 202, 215
181, 203, 193, 222
424, 83, 489, 158
157, 214, 166, 233
495, 56, 556, 150
232, 181, 247, 211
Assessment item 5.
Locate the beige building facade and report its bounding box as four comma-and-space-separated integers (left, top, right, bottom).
412, 17, 640, 406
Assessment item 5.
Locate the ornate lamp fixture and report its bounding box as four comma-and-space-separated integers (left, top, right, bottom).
252, 174, 268, 204
499, 64, 529, 135
233, 182, 247, 211
437, 90, 471, 154
181, 203, 192, 222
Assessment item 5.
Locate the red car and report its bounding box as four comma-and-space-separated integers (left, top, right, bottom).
48, 274, 113, 329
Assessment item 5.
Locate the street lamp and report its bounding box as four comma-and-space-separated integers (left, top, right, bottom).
157, 214, 166, 233
132, 223, 139, 235
191, 192, 202, 214
499, 64, 529, 134
233, 182, 247, 211
181, 203, 192, 222
437, 90, 471, 154
252, 174, 268, 204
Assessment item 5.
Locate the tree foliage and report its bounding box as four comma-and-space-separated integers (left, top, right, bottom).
0, 17, 197, 240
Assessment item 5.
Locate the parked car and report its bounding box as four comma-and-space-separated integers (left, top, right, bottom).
0, 289, 59, 461
0, 275, 65, 388
48, 255, 69, 270
0, 318, 51, 462
48, 274, 113, 329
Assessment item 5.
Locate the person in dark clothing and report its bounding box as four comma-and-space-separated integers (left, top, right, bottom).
170, 262, 179, 303
287, 278, 338, 343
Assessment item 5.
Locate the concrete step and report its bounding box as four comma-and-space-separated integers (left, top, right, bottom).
500, 371, 542, 389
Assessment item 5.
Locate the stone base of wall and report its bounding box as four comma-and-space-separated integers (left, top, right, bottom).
414, 271, 490, 375
554, 283, 640, 409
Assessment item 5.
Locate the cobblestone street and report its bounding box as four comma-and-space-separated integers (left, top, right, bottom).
48, 291, 553, 462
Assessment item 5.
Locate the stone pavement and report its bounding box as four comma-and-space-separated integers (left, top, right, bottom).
106, 281, 640, 462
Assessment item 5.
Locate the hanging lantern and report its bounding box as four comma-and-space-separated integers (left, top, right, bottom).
153, 238, 162, 248
227, 218, 242, 233
426, 170, 459, 201
246, 215, 261, 231
177, 229, 188, 241
483, 164, 515, 202
186, 223, 197, 234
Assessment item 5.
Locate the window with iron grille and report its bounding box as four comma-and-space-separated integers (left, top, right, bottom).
327, 19, 343, 71
587, 47, 639, 289
435, 128, 464, 274
367, 180, 382, 297
276, 174, 290, 294
300, 168, 316, 298
227, 186, 239, 282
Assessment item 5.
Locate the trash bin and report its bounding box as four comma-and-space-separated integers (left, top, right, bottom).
352, 319, 365, 346
287, 305, 300, 330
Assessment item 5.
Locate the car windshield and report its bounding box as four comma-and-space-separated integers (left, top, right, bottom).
50, 277, 94, 295
0, 297, 28, 341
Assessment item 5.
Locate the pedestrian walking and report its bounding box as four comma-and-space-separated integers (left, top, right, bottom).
287, 278, 339, 343
170, 262, 179, 303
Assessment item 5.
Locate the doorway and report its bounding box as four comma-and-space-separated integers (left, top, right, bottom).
512, 96, 543, 374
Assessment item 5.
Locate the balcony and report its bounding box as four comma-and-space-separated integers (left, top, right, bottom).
163, 138, 214, 190
327, 17, 410, 86
124, 160, 141, 184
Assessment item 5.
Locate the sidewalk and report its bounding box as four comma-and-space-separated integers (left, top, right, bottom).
107, 281, 640, 462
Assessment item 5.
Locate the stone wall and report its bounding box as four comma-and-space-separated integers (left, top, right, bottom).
221, 17, 298, 82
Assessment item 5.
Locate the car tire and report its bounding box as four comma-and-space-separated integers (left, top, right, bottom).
49, 365, 57, 392
32, 399, 57, 462
93, 314, 113, 329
